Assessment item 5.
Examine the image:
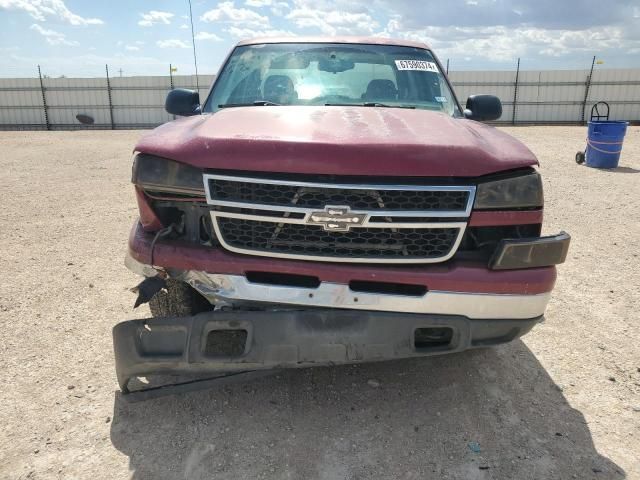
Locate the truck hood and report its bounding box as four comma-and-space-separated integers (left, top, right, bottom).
135, 106, 538, 177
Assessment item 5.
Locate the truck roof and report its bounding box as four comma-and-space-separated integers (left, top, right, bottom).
235, 36, 431, 50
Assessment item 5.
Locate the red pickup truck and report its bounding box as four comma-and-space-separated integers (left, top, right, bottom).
114, 37, 570, 393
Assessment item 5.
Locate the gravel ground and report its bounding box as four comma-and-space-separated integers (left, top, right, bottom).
0, 127, 638, 480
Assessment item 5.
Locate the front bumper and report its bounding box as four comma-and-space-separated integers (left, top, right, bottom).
126, 253, 552, 319
118, 224, 563, 391
113, 309, 541, 392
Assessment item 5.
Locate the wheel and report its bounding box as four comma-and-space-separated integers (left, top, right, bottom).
149, 279, 213, 317
575, 151, 585, 164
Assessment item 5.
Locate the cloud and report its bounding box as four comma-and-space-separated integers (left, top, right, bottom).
380, 0, 638, 30
201, 1, 268, 27
195, 31, 224, 42
286, 7, 378, 35
138, 10, 174, 27
5, 0, 640, 74
0, 0, 103, 25
245, 0, 289, 14
156, 39, 191, 49
226, 26, 295, 38
29, 23, 78, 46
270, 2, 289, 15
359, 0, 640, 66
374, 22, 638, 63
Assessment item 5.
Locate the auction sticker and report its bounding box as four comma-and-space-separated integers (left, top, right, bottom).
395, 60, 439, 72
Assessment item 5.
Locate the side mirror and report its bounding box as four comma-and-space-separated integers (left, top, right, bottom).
165, 88, 200, 116
464, 94, 502, 121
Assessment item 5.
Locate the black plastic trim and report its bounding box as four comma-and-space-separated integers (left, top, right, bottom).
113, 309, 542, 392
489, 231, 571, 270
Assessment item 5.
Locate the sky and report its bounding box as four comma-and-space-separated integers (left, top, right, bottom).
1, 0, 639, 77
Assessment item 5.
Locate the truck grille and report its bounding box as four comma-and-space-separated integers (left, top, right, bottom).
218, 218, 459, 259
204, 174, 476, 264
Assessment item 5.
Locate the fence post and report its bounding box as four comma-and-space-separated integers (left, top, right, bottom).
169, 64, 176, 121
512, 57, 520, 125
445, 59, 449, 75
37, 65, 50, 131
581, 56, 596, 125
105, 64, 115, 130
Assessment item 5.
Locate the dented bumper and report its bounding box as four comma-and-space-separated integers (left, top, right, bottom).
113, 309, 541, 393
125, 253, 553, 319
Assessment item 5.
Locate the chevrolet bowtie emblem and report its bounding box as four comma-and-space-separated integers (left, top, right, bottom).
307, 206, 367, 232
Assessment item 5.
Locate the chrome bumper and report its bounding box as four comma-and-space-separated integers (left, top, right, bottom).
125, 254, 551, 319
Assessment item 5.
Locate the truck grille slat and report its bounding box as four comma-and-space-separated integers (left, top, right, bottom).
211, 179, 469, 211
203, 174, 476, 264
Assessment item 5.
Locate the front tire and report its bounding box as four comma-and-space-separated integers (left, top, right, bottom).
575, 151, 585, 164
149, 279, 213, 317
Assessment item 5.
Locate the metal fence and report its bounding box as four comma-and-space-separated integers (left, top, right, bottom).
449, 68, 640, 124
0, 69, 214, 130
1, 66, 639, 130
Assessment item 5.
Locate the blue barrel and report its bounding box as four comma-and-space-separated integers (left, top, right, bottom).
586, 121, 628, 169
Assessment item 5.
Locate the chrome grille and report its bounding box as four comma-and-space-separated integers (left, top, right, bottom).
218, 218, 460, 259
209, 178, 470, 211
204, 174, 476, 264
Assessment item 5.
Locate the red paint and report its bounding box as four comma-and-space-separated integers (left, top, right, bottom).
469, 210, 543, 227
129, 222, 556, 295
135, 107, 538, 178
134, 187, 164, 232
236, 36, 431, 49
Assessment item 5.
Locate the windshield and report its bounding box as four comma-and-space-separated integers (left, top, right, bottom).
204, 43, 461, 116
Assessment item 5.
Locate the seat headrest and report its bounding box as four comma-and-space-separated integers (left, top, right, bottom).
364, 79, 398, 100
264, 75, 294, 94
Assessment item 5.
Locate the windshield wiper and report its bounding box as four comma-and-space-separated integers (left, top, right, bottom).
218, 100, 281, 108
325, 102, 415, 109
363, 102, 415, 109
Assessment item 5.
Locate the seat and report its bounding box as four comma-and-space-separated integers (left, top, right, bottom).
263, 75, 298, 104
362, 79, 398, 102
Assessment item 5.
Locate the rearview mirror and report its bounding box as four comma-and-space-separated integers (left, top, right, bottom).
464, 95, 502, 121
165, 88, 200, 116
318, 57, 355, 73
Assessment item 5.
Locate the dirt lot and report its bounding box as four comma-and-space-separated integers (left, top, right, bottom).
0, 127, 638, 479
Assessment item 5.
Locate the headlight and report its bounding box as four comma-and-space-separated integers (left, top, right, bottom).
132, 153, 204, 195
475, 172, 543, 209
